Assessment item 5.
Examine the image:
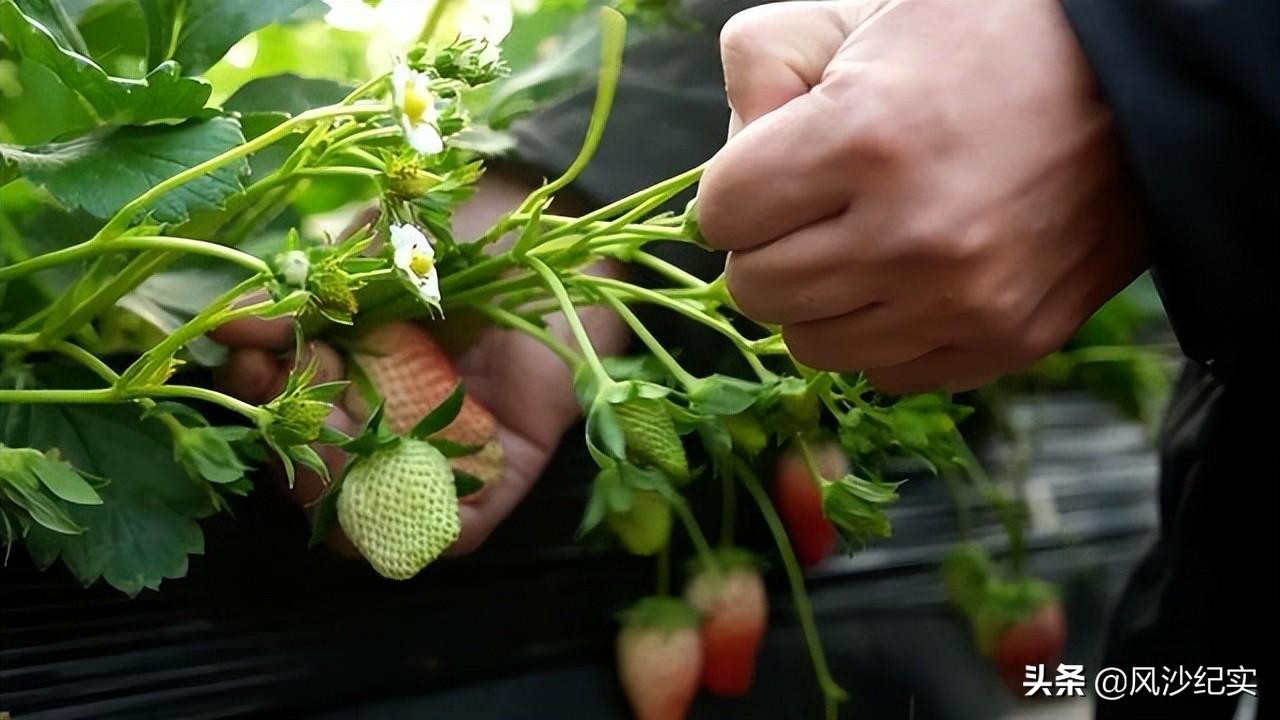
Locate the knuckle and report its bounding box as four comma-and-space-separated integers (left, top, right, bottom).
825, 70, 915, 164
719, 8, 772, 58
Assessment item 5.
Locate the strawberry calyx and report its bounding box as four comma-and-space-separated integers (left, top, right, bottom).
686, 546, 763, 582
618, 595, 702, 634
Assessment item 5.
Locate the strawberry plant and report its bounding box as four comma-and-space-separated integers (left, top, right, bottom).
1, 3, 981, 718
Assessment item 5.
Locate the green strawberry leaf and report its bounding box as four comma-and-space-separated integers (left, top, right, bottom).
0, 1, 210, 129
0, 117, 249, 224
173, 425, 250, 485
286, 443, 330, 485
821, 474, 897, 544
1, 399, 214, 595
432, 439, 481, 458
453, 470, 483, 498
12, 0, 88, 55
308, 478, 342, 547
585, 400, 627, 463
410, 382, 465, 439
139, 0, 317, 75
687, 374, 759, 416
30, 452, 101, 504
223, 73, 352, 116
140, 400, 211, 426
1, 470, 83, 534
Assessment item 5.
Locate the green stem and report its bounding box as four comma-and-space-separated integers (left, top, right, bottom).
35, 250, 176, 342
0, 236, 268, 283
119, 276, 265, 386
283, 71, 392, 174
0, 386, 268, 423
511, 7, 627, 254
526, 257, 612, 390
594, 290, 698, 389
317, 126, 401, 164
473, 304, 581, 368
92, 104, 390, 244
518, 214, 687, 241
576, 275, 759, 352
540, 164, 705, 237
734, 457, 848, 716
629, 250, 708, 288
797, 436, 830, 490
418, 0, 455, 43
539, 190, 677, 245
662, 488, 717, 571
441, 273, 540, 310
145, 385, 271, 423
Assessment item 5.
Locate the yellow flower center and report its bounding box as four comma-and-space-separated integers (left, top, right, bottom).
403, 82, 429, 124
409, 250, 434, 277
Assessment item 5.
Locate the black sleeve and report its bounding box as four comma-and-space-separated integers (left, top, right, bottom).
1058, 0, 1280, 385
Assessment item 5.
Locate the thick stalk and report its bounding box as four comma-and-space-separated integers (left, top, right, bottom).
735, 457, 848, 717
0, 236, 268, 283
526, 257, 613, 389
511, 8, 627, 255
595, 291, 698, 389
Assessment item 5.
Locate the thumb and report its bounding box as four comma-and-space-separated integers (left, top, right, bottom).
719, 1, 894, 135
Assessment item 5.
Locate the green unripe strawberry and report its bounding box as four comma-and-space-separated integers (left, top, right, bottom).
337, 439, 460, 579
614, 399, 689, 483
269, 397, 331, 445
723, 413, 768, 458
309, 265, 359, 319
607, 489, 672, 556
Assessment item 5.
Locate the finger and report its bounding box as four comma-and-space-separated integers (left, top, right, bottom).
782, 303, 939, 372
722, 211, 884, 324
446, 427, 547, 557
209, 303, 295, 350
864, 346, 1004, 396
696, 96, 852, 253
719, 2, 862, 127
213, 347, 289, 403
291, 340, 346, 387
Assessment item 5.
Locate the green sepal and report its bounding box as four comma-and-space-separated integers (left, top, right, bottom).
453, 470, 483, 498
616, 595, 701, 632
409, 382, 465, 439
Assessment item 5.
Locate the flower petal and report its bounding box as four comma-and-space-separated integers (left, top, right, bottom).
389, 223, 428, 253
405, 123, 443, 156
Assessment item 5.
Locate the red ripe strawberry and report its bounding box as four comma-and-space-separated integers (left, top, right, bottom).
344, 322, 503, 501
992, 600, 1067, 693
685, 549, 767, 696
616, 596, 703, 720
774, 440, 846, 567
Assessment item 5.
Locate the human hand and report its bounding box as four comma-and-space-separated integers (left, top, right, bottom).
697, 0, 1145, 394
211, 308, 624, 557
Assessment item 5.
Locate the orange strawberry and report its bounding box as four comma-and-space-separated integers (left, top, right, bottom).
343, 322, 503, 501
685, 549, 768, 696
616, 596, 703, 720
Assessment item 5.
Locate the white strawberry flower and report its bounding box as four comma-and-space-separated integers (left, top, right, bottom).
390, 224, 440, 305
391, 63, 443, 156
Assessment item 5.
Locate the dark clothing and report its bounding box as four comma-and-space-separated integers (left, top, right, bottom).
1059, 1, 1279, 717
